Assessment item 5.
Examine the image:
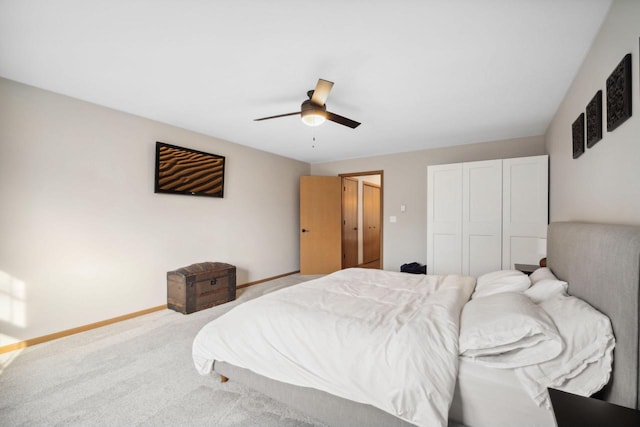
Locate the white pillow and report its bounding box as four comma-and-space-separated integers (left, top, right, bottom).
525, 279, 568, 303
529, 267, 557, 284
459, 292, 563, 368
472, 270, 531, 299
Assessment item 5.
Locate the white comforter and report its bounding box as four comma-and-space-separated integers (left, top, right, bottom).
193, 268, 475, 427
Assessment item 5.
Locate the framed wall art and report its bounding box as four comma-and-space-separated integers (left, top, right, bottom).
606, 53, 632, 132
586, 90, 602, 148
572, 113, 585, 159
154, 141, 226, 198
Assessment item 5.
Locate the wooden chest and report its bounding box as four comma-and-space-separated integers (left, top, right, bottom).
167, 262, 236, 314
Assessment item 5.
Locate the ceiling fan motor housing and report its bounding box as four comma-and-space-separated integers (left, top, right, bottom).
301, 99, 326, 115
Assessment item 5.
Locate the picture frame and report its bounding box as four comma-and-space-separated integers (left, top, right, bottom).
154, 142, 225, 198
586, 90, 602, 148
572, 113, 585, 159
606, 53, 632, 132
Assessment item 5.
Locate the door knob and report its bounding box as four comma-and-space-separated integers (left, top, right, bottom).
301, 228, 310, 233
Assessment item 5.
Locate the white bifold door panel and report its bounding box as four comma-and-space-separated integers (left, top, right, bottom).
427, 163, 462, 275
502, 155, 549, 269
427, 155, 548, 276
463, 160, 503, 277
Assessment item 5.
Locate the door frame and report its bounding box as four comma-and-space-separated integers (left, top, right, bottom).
339, 170, 384, 269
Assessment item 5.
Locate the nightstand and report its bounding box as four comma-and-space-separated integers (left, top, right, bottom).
549, 388, 640, 426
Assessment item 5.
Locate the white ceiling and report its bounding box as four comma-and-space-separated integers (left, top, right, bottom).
0, 0, 612, 163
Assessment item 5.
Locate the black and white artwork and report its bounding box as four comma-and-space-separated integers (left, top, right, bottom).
606, 53, 632, 132
572, 112, 585, 159
586, 90, 602, 148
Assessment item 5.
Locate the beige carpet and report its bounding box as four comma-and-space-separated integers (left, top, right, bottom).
0, 274, 327, 426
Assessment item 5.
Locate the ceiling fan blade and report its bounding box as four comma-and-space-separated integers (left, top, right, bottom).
310, 79, 334, 106
326, 111, 361, 129
254, 112, 301, 121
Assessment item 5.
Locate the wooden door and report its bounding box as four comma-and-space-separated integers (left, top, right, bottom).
363, 182, 381, 264
342, 177, 359, 268
300, 176, 342, 274
427, 163, 463, 275
462, 160, 503, 276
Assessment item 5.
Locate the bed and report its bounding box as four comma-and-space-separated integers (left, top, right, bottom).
192, 222, 640, 426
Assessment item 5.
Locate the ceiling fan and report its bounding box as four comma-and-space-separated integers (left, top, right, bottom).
254, 79, 361, 129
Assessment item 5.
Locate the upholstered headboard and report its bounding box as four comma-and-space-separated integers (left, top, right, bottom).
547, 222, 640, 409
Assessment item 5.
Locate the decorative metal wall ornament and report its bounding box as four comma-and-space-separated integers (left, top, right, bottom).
586, 90, 602, 148
606, 53, 632, 132
572, 113, 585, 159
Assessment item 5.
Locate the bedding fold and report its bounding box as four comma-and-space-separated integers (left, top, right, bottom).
514, 294, 615, 408
459, 292, 563, 368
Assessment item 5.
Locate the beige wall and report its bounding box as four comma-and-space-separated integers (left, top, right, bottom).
546, 0, 640, 225
0, 78, 309, 345
311, 136, 545, 272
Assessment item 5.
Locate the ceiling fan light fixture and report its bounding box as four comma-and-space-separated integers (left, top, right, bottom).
301, 110, 326, 127
300, 99, 327, 127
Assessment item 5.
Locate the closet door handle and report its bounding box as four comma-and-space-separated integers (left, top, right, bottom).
301, 228, 310, 233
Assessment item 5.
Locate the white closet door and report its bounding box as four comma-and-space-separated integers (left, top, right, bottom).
462, 160, 503, 276
502, 155, 549, 269
427, 163, 462, 275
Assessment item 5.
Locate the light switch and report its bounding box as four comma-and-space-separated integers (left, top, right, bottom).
400, 204, 406, 212
390, 216, 397, 223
